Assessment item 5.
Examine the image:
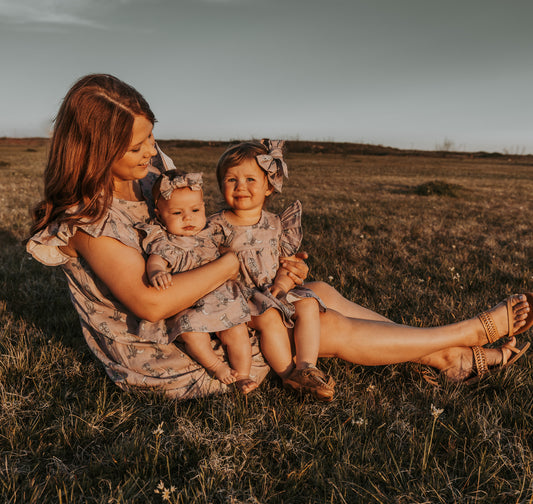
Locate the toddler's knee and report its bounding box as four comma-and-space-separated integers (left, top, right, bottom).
253, 308, 282, 331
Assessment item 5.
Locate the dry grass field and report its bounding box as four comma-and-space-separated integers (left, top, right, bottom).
1, 138, 532, 503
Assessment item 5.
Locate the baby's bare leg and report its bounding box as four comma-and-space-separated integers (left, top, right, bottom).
180, 331, 235, 384
218, 324, 257, 393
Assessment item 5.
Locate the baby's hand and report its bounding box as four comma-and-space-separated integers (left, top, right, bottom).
150, 271, 173, 290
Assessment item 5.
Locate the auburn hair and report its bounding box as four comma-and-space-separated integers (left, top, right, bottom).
30, 74, 156, 235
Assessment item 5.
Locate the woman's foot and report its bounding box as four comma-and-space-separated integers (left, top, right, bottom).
476, 294, 531, 345
283, 365, 335, 402
441, 337, 529, 383
235, 375, 258, 394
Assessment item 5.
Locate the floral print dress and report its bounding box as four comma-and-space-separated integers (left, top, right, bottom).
26, 150, 269, 399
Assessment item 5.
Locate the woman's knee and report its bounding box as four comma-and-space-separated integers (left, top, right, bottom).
305, 281, 338, 303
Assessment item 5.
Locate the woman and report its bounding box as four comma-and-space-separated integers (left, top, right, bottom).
27, 74, 533, 399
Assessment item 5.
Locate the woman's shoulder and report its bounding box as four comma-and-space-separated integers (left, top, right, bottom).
28, 199, 150, 266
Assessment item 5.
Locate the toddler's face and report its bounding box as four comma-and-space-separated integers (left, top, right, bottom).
221, 159, 273, 213
156, 187, 206, 236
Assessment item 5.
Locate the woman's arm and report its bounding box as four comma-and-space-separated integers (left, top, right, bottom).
69, 230, 239, 322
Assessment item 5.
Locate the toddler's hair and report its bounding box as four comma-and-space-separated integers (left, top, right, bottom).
215, 140, 270, 190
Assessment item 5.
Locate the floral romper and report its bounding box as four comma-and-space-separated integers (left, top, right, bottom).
136, 220, 251, 340
208, 201, 326, 327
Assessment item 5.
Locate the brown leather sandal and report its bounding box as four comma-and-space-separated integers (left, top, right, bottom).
464, 340, 530, 386
283, 366, 335, 402
478, 293, 533, 344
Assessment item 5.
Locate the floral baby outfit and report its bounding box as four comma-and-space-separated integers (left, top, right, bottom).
208, 200, 326, 327
137, 220, 251, 339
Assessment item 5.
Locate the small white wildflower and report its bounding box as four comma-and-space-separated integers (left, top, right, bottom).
162, 489, 171, 501
449, 266, 455, 272
366, 384, 376, 392
152, 422, 164, 436
451, 244, 456, 249
359, 234, 365, 239
418, 278, 425, 283
328, 275, 334, 281
430, 403, 444, 419
354, 417, 367, 427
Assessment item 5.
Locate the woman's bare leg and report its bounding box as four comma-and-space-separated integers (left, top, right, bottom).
306, 281, 391, 322
316, 296, 530, 366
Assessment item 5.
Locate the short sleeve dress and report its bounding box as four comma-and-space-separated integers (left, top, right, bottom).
136, 220, 250, 340
208, 200, 325, 327
26, 148, 270, 399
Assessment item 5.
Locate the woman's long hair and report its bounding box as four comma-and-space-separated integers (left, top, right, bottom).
30, 74, 156, 235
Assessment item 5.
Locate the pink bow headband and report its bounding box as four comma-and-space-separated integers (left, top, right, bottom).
256, 140, 288, 193
159, 172, 203, 201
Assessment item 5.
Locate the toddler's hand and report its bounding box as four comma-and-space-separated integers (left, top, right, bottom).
150, 271, 173, 290
270, 272, 293, 298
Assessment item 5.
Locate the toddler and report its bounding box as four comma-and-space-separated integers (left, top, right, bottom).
139, 170, 258, 394
209, 140, 335, 401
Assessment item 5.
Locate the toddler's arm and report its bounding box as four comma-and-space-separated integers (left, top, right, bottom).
270, 252, 310, 297
147, 254, 173, 290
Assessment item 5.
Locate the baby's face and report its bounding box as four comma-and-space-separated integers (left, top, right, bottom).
156, 187, 206, 236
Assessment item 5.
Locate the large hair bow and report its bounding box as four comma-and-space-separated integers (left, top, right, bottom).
256, 139, 288, 193
159, 172, 203, 200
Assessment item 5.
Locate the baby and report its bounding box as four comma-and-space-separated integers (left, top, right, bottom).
139, 170, 258, 394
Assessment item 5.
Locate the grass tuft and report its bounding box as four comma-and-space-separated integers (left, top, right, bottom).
413, 180, 464, 197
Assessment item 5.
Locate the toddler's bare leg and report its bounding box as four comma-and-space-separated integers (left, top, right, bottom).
181, 331, 235, 384
218, 324, 258, 393
292, 297, 321, 369
249, 308, 294, 380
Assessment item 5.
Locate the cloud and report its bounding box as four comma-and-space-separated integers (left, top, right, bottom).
0, 0, 111, 28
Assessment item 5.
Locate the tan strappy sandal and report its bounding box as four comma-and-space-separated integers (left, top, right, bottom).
478, 293, 533, 343
283, 366, 336, 402
464, 340, 530, 386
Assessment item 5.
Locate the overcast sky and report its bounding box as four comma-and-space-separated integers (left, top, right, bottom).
2, 0, 532, 152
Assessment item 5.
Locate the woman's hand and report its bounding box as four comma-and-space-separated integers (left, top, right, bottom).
272, 252, 309, 296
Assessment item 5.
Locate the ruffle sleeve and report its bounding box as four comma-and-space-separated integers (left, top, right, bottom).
279, 200, 303, 257
27, 202, 147, 266
136, 221, 185, 269
26, 219, 77, 266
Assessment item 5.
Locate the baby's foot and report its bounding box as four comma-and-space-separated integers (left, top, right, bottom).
477, 294, 530, 345
235, 375, 258, 394
206, 360, 236, 385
